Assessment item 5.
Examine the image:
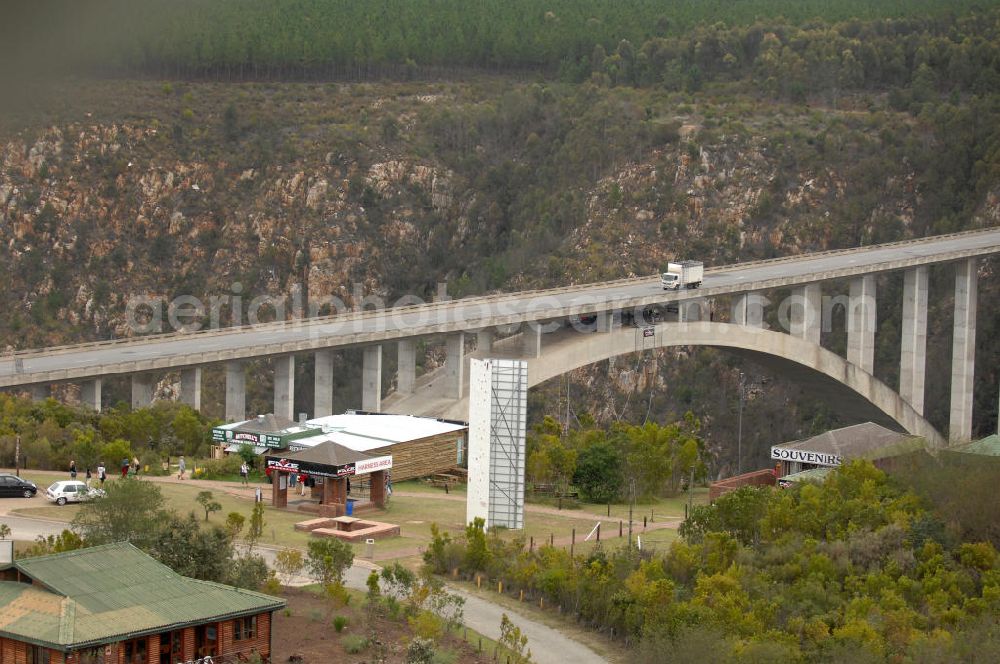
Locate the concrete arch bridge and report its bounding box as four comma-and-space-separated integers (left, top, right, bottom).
383, 321, 946, 448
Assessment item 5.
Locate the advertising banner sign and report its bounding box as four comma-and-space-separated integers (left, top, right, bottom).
265, 454, 393, 479
354, 455, 393, 475
770, 447, 842, 467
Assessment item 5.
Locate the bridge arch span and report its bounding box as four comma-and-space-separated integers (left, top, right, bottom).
525, 322, 945, 448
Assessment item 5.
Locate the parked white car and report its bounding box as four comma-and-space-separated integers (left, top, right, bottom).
46, 481, 105, 506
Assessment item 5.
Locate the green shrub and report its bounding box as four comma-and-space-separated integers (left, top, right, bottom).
431, 649, 458, 664
196, 454, 243, 479
406, 637, 435, 664
99, 439, 132, 471
342, 634, 368, 654
333, 615, 348, 632
384, 596, 402, 619
262, 572, 282, 596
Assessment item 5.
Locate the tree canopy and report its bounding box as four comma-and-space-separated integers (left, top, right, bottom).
426, 460, 1000, 661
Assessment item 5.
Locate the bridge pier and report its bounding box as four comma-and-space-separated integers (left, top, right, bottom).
596, 311, 613, 333
131, 373, 155, 410
180, 367, 202, 411
397, 340, 416, 395
732, 293, 764, 327
476, 329, 495, 354
900, 267, 929, 415
790, 284, 821, 344
362, 345, 382, 412
522, 323, 542, 357
848, 275, 877, 374
446, 333, 465, 399
30, 384, 50, 402
274, 356, 295, 420
80, 379, 102, 412
314, 350, 335, 417
225, 360, 246, 422
950, 258, 978, 442
678, 299, 705, 322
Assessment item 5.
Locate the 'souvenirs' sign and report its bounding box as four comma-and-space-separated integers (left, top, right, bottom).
770, 447, 842, 467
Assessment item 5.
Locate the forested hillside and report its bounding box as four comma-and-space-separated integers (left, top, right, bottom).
15, 0, 1000, 77
2, 2, 1000, 474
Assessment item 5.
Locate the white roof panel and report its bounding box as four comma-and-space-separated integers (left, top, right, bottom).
304, 413, 466, 449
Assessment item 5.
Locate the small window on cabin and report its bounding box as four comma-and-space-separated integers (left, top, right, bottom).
235, 615, 258, 640
27, 646, 51, 664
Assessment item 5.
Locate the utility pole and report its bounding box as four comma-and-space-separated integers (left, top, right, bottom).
14, 435, 21, 478
627, 478, 636, 549
737, 371, 745, 475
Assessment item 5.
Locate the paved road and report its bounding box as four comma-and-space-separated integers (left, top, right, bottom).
447, 585, 608, 664
0, 512, 67, 541
2, 228, 998, 386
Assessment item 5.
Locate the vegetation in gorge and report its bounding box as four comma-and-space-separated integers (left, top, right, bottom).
0, 392, 214, 472
425, 460, 1000, 662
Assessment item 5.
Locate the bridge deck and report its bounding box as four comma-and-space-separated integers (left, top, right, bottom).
2, 228, 999, 387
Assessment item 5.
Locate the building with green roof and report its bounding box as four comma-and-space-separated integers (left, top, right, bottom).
0, 542, 284, 663
948, 433, 1000, 457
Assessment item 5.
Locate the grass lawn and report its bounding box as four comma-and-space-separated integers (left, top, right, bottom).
568, 488, 709, 521
7, 470, 690, 567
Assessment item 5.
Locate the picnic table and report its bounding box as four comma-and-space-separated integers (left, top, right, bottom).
425, 473, 461, 491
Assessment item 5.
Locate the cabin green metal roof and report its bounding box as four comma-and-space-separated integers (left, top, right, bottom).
774, 422, 921, 460
779, 467, 833, 483
950, 434, 1000, 457
0, 542, 284, 649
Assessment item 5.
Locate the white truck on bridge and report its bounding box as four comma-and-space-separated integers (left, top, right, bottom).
661, 261, 703, 290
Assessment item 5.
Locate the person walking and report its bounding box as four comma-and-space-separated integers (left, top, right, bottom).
69, 460, 77, 479
85, 467, 92, 488
177, 455, 186, 480
132, 456, 141, 477
240, 461, 249, 486
97, 462, 106, 487
120, 457, 129, 479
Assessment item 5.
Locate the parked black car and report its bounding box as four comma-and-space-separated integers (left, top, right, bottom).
0, 473, 38, 498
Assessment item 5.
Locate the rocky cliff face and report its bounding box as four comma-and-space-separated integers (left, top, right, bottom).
2, 78, 998, 460
0, 117, 461, 347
